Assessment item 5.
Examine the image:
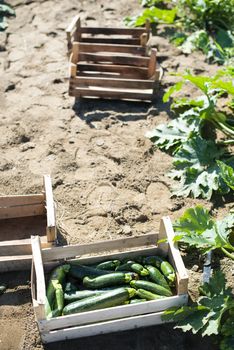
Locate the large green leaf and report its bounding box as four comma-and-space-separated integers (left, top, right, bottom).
163, 271, 234, 348
217, 161, 234, 190
174, 205, 213, 235
125, 6, 176, 27
146, 116, 200, 152
173, 205, 234, 256
170, 136, 229, 199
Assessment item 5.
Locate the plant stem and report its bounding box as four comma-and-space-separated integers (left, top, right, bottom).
221, 247, 234, 260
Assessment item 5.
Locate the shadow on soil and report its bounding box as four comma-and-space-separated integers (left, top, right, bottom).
44, 324, 219, 350
72, 86, 173, 128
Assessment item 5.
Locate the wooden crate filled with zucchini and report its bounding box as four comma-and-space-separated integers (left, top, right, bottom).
31, 216, 188, 344
0, 175, 56, 272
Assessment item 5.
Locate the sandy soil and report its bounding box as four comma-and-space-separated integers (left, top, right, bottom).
0, 0, 233, 349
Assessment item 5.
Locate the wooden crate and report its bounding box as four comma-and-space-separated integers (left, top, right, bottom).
0, 175, 56, 272
66, 16, 160, 101
31, 216, 188, 344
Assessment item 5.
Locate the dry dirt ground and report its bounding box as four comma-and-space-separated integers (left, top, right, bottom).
0, 0, 233, 349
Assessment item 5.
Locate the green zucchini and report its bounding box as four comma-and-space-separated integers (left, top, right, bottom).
136, 289, 165, 300
46, 264, 70, 319
96, 260, 120, 270
129, 298, 147, 304
130, 280, 172, 297
145, 265, 170, 290
83, 272, 138, 289
116, 261, 149, 276
160, 261, 176, 283
64, 289, 109, 302
63, 287, 136, 315
69, 264, 112, 280
0, 285, 6, 295
144, 256, 175, 283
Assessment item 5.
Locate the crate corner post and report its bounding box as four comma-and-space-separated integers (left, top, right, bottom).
43, 175, 57, 243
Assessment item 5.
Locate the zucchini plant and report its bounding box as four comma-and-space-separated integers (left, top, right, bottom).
147, 71, 234, 199
163, 271, 234, 350
173, 206, 234, 260
125, 0, 234, 64
0, 1, 15, 32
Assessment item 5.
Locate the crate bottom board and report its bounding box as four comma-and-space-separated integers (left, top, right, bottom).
69, 87, 155, 101
0, 215, 47, 242
41, 311, 167, 343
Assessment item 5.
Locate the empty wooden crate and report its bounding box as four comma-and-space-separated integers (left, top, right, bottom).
66, 16, 160, 101
0, 175, 56, 272
31, 216, 188, 344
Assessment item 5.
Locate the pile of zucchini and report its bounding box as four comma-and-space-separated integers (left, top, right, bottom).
45, 255, 176, 319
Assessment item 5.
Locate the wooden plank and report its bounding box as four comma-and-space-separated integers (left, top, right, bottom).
162, 216, 188, 295
41, 311, 166, 343
77, 63, 148, 78
70, 76, 154, 89
70, 87, 153, 101
140, 33, 148, 47
39, 294, 187, 333
66, 15, 80, 50
0, 194, 44, 207
0, 255, 32, 272
79, 43, 146, 55
71, 42, 79, 65
82, 37, 140, 45
41, 233, 158, 262
80, 27, 146, 36
31, 236, 46, 311
43, 175, 56, 243
78, 52, 149, 67
0, 204, 44, 219
0, 236, 51, 256
148, 48, 157, 78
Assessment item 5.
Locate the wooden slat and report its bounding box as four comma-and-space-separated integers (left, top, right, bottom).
70, 76, 154, 89
78, 52, 149, 67
41, 312, 166, 343
70, 87, 153, 101
161, 216, 188, 295
148, 48, 157, 78
79, 43, 146, 55
0, 204, 44, 219
82, 37, 140, 45
0, 194, 44, 207
41, 233, 158, 262
0, 236, 51, 256
80, 27, 146, 36
43, 175, 56, 243
31, 236, 46, 307
0, 255, 32, 272
77, 63, 148, 78
39, 294, 187, 333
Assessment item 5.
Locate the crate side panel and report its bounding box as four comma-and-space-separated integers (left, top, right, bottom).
41, 311, 166, 343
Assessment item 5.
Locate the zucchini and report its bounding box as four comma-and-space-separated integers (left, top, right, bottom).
130, 280, 172, 297
83, 272, 138, 289
64, 289, 109, 302
136, 289, 165, 300
144, 256, 175, 283
63, 287, 136, 315
69, 264, 112, 280
46, 264, 70, 319
116, 261, 149, 276
0, 285, 6, 295
145, 265, 170, 290
129, 298, 147, 304
96, 260, 120, 270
